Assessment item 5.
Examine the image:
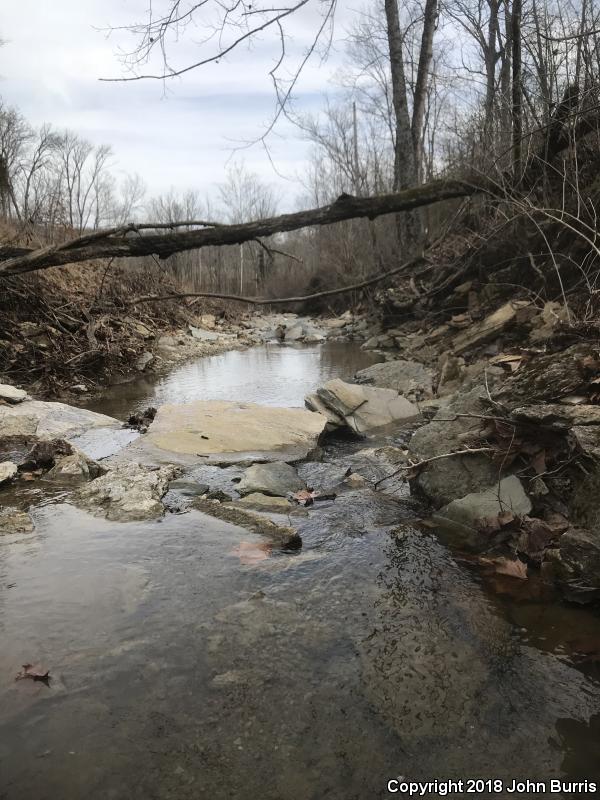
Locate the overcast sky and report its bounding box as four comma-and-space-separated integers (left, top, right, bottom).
0, 0, 350, 209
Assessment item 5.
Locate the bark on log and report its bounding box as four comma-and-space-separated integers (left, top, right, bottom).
0, 178, 485, 276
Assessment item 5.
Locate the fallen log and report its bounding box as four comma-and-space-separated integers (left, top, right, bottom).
0, 177, 487, 276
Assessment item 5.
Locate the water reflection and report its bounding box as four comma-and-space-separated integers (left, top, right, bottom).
82, 342, 382, 419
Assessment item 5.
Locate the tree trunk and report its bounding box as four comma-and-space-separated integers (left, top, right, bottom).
384, 0, 421, 248
511, 0, 523, 182
0, 178, 484, 276
412, 0, 438, 180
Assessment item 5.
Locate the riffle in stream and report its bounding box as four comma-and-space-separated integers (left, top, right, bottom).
1, 343, 600, 799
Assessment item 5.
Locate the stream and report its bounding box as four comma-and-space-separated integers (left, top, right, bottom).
1, 342, 600, 799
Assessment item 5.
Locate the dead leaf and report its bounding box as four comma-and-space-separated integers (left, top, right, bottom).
497, 509, 515, 526
491, 557, 528, 580
229, 541, 272, 566
16, 663, 50, 682
291, 489, 317, 507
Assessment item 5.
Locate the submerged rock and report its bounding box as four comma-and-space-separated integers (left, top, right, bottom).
191, 497, 301, 547
432, 475, 532, 551
0, 383, 28, 404
354, 359, 434, 399
237, 462, 305, 498
75, 463, 178, 521
236, 493, 294, 513
0, 507, 34, 534
143, 400, 327, 464
306, 379, 418, 434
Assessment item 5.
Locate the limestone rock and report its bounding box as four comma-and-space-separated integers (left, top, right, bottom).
0, 507, 34, 534
192, 497, 301, 547
0, 383, 28, 404
237, 462, 305, 497
144, 401, 327, 464
408, 384, 500, 506
452, 301, 529, 353
76, 463, 178, 521
308, 379, 419, 434
512, 403, 600, 430
168, 479, 210, 497
45, 451, 104, 482
0, 461, 18, 485
0, 400, 121, 440
432, 476, 532, 551
136, 351, 154, 371
235, 493, 294, 513
354, 359, 434, 399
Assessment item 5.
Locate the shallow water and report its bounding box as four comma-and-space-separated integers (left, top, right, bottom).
2, 343, 600, 799
82, 341, 383, 419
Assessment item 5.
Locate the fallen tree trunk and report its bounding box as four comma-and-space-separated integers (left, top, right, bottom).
0, 177, 486, 276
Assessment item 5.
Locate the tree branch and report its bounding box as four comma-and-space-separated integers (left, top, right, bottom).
0, 177, 486, 276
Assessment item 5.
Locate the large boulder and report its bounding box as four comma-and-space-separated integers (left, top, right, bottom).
76, 463, 178, 521
354, 360, 434, 399
143, 401, 327, 464
408, 384, 500, 506
432, 476, 532, 551
305, 379, 418, 434
237, 462, 305, 497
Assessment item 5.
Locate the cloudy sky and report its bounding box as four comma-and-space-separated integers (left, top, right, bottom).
0, 0, 350, 209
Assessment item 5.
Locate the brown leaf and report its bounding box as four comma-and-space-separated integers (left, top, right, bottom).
291, 489, 317, 506
497, 510, 515, 527
491, 557, 528, 580
229, 541, 272, 566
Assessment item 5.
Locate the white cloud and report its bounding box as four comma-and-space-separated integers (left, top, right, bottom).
0, 0, 354, 209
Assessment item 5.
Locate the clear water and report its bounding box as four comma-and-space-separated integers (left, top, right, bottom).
82, 342, 383, 419
1, 343, 600, 800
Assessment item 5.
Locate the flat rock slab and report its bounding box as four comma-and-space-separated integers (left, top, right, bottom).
191, 497, 301, 547
0, 400, 121, 440
0, 383, 28, 403
144, 401, 327, 464
237, 462, 305, 497
235, 493, 295, 513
